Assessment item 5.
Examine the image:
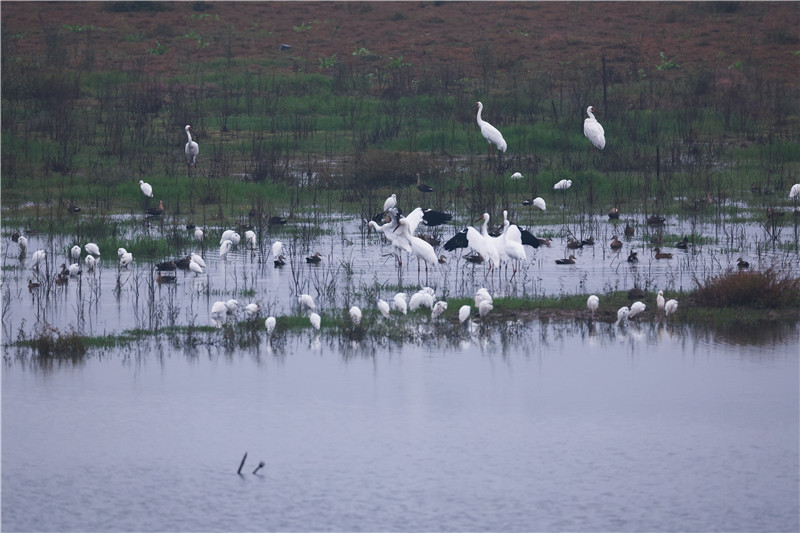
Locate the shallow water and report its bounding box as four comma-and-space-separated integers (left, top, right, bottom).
2, 211, 799, 339
3, 321, 798, 532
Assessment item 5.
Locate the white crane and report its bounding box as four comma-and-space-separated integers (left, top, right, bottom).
139, 180, 153, 197
185, 125, 199, 167
583, 106, 606, 149
474, 101, 507, 155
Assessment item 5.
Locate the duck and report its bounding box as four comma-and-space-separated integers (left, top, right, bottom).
567, 238, 583, 250
155, 260, 177, 271
465, 253, 484, 264
555, 255, 576, 265
175, 256, 192, 270
737, 257, 750, 269
306, 252, 322, 264
145, 200, 164, 216
627, 286, 646, 300
647, 215, 666, 226
156, 272, 177, 284
418, 234, 441, 247
437, 255, 447, 264
541, 237, 551, 247
627, 251, 638, 263
28, 279, 40, 291
274, 255, 286, 267
624, 223, 634, 237
416, 173, 434, 193
610, 235, 623, 251
675, 236, 689, 249
580, 236, 595, 246
654, 247, 673, 259
608, 207, 619, 220
269, 216, 288, 226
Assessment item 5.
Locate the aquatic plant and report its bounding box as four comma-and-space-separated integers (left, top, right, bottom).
692, 266, 800, 308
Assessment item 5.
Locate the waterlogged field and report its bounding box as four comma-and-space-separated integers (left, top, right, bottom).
2, 199, 799, 341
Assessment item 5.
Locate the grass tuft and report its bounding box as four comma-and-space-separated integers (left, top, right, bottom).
692, 267, 800, 308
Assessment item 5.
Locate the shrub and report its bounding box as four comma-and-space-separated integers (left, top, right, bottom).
693, 267, 800, 308
32, 324, 87, 358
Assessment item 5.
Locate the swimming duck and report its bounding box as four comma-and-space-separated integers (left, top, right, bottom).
675, 237, 689, 250
627, 251, 638, 263
610, 235, 623, 251
737, 257, 750, 269
608, 207, 619, 220
306, 252, 322, 264
654, 247, 673, 259
555, 255, 576, 265
624, 223, 634, 237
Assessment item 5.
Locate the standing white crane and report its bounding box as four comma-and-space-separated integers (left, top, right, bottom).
395, 215, 439, 283
185, 125, 199, 167
474, 101, 507, 155
583, 106, 606, 149
587, 295, 599, 317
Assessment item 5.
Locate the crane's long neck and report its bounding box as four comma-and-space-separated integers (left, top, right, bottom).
186, 129, 193, 143
476, 104, 484, 125
586, 108, 595, 120
481, 215, 490, 237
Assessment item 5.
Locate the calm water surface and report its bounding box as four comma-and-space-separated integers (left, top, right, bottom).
3, 321, 798, 532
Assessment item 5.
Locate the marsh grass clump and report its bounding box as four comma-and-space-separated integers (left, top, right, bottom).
30, 324, 87, 358
692, 267, 800, 308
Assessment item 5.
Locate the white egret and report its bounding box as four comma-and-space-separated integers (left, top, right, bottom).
474, 287, 493, 308
478, 300, 493, 318
665, 299, 679, 317
245, 303, 259, 317
298, 293, 316, 312
587, 295, 599, 317
17, 236, 28, 254
510, 172, 523, 179
70, 245, 81, 261
211, 301, 227, 316
409, 290, 435, 311
583, 106, 606, 149
395, 215, 439, 283
31, 249, 46, 269
474, 101, 507, 154
309, 312, 321, 330
628, 301, 646, 319
271, 241, 285, 258
189, 259, 203, 276
185, 125, 199, 167
383, 193, 397, 212
393, 292, 408, 315
532, 197, 546, 211
67, 263, 81, 276
349, 306, 362, 326
194, 228, 204, 242
616, 306, 630, 325
190, 253, 206, 268
85, 255, 96, 271
139, 180, 153, 197
245, 230, 256, 249
84, 242, 100, 256
220, 229, 238, 244
265, 316, 276, 334
431, 300, 448, 319
553, 179, 572, 190
377, 299, 391, 318
225, 299, 239, 313
219, 240, 232, 259
502, 218, 526, 280
657, 290, 665, 312
458, 305, 471, 323
117, 247, 127, 258
790, 184, 800, 199
119, 251, 133, 268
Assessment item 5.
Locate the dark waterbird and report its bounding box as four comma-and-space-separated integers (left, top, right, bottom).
624, 223, 635, 237
654, 247, 673, 259
146, 200, 164, 216
443, 229, 469, 252
465, 253, 484, 264
627, 251, 639, 263
610, 235, 623, 251
269, 216, 288, 226
155, 260, 177, 271
675, 236, 689, 249
647, 215, 666, 226
555, 255, 576, 265
737, 257, 750, 269
175, 256, 192, 270
581, 236, 595, 246
306, 252, 322, 264
422, 209, 452, 226
416, 173, 434, 193
274, 255, 286, 267
608, 207, 620, 219
567, 238, 583, 250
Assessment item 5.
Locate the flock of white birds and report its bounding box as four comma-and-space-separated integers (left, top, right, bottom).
17, 114, 799, 335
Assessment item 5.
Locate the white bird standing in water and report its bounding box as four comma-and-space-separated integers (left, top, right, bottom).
85, 255, 96, 271
70, 245, 81, 262
583, 106, 606, 149
478, 300, 493, 318
628, 301, 646, 319
431, 300, 448, 319
309, 312, 321, 330
553, 179, 572, 190
265, 316, 276, 334
31, 249, 46, 269
377, 299, 391, 318
458, 305, 471, 323
383, 193, 397, 212
393, 293, 408, 315
84, 242, 100, 256
298, 293, 316, 312
532, 197, 546, 211
349, 306, 362, 326
790, 184, 800, 199
139, 180, 153, 197
657, 290, 665, 312
587, 295, 599, 317
185, 125, 199, 167
395, 215, 439, 283
119, 251, 133, 268
245, 303, 259, 317
616, 306, 630, 325
194, 227, 204, 242
190, 253, 206, 268
245, 230, 257, 249
219, 240, 232, 259
474, 101, 507, 155
665, 299, 679, 317
189, 258, 203, 276
271, 241, 285, 259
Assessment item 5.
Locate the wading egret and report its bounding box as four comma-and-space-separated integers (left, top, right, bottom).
225, 299, 239, 313
298, 294, 316, 312
533, 197, 546, 211
194, 228, 204, 242
587, 295, 599, 317
628, 301, 646, 319
789, 184, 800, 199
349, 306, 362, 326
458, 305, 471, 323
265, 316, 276, 334
478, 300, 493, 318
119, 251, 133, 268
583, 106, 606, 149
211, 301, 227, 316
17, 236, 27, 254
393, 293, 408, 315
383, 193, 397, 212
657, 290, 665, 312
474, 288, 493, 308
70, 245, 81, 261
377, 299, 391, 318
245, 303, 259, 317
185, 125, 199, 167
85, 255, 96, 271
139, 180, 153, 197
220, 229, 238, 245
189, 259, 203, 276
84, 242, 100, 256
664, 299, 678, 317
245, 230, 256, 249
474, 101, 507, 154
616, 306, 630, 325
309, 312, 321, 330
219, 240, 233, 259
271, 241, 285, 258
395, 216, 439, 283
67, 263, 82, 276
510, 172, 523, 179
431, 300, 447, 319
190, 253, 206, 268
553, 179, 572, 190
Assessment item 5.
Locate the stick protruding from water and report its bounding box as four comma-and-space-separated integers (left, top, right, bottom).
237, 452, 248, 475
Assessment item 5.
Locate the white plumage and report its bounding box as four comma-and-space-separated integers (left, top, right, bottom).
587, 295, 599, 316
70, 245, 81, 261
139, 180, 153, 197
67, 263, 81, 276
475, 101, 507, 153
84, 242, 100, 256
119, 252, 133, 268
431, 300, 448, 319
474, 287, 493, 309
298, 293, 316, 312
478, 300, 493, 318
245, 230, 257, 249
271, 241, 285, 258
265, 316, 276, 334
553, 179, 572, 190
458, 305, 471, 323
665, 299, 679, 317
393, 292, 408, 315
185, 125, 199, 166
349, 306, 362, 325
210, 301, 227, 316
657, 290, 665, 312
245, 303, 259, 317
409, 290, 435, 311
31, 249, 46, 268
377, 299, 391, 318
789, 184, 800, 199
220, 229, 238, 244
219, 240, 232, 259
628, 301, 646, 319
583, 106, 606, 149
85, 255, 96, 271
189, 259, 203, 276
194, 228, 204, 242
532, 197, 546, 211
616, 306, 630, 324
190, 253, 206, 268
225, 299, 239, 313
309, 312, 321, 330
510, 172, 523, 179
383, 193, 397, 212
